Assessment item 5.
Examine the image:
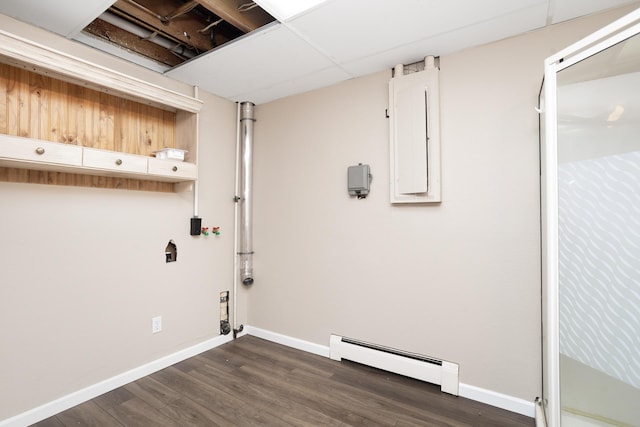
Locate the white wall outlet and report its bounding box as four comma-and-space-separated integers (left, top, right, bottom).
151, 316, 162, 334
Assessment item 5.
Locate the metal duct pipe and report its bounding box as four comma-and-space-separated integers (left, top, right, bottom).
239, 102, 255, 285
98, 12, 196, 59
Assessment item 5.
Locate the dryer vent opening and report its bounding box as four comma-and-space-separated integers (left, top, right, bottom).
165, 240, 177, 263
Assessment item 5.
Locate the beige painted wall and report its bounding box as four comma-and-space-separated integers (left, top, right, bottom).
0, 18, 238, 420
246, 6, 637, 401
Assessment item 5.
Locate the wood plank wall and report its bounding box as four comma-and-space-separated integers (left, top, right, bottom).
0, 63, 177, 192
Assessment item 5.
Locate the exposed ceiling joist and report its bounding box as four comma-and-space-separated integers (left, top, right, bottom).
111, 0, 214, 53
196, 0, 272, 33
84, 19, 184, 66
164, 1, 200, 22
81, 0, 275, 67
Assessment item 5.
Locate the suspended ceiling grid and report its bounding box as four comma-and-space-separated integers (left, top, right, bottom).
0, 0, 638, 104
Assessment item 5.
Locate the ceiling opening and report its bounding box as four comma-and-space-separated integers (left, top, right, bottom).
82, 0, 275, 68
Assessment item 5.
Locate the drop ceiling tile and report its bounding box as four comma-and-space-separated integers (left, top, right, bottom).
550, 0, 638, 24
0, 0, 115, 37
166, 23, 337, 99
342, 2, 548, 76
288, 0, 546, 64
230, 65, 351, 104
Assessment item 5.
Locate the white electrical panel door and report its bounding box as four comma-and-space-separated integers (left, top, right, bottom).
389, 61, 441, 204
395, 83, 428, 194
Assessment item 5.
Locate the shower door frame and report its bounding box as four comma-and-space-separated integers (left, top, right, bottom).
541, 8, 640, 427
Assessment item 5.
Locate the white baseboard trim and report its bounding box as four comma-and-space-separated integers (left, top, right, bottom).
245, 326, 534, 419
459, 383, 535, 418
244, 325, 330, 358
0, 334, 234, 427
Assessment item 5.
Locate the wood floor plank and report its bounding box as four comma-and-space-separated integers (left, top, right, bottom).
223, 335, 336, 378
240, 359, 455, 427
106, 397, 181, 427
31, 335, 535, 427
126, 375, 230, 426
156, 397, 230, 427
151, 366, 295, 426
204, 344, 434, 426
28, 416, 66, 427
295, 366, 470, 427
180, 355, 347, 426
123, 376, 182, 410
327, 361, 478, 425
93, 387, 136, 411
232, 338, 466, 425
54, 401, 123, 426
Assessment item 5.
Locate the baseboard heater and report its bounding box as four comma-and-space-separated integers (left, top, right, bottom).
329, 335, 459, 395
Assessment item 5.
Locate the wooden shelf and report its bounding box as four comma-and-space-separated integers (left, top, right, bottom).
0, 134, 197, 183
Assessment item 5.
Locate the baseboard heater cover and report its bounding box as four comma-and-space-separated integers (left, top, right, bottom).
329, 335, 459, 395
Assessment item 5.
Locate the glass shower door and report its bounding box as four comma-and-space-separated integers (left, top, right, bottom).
555, 32, 640, 427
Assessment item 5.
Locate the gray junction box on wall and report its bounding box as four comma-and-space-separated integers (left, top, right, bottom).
348, 163, 371, 198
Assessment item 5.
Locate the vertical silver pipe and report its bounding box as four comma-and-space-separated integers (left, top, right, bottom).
239, 102, 255, 285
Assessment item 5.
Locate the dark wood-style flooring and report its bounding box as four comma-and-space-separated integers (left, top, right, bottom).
33, 335, 534, 426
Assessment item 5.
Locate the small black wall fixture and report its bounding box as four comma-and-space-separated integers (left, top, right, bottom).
190, 217, 202, 236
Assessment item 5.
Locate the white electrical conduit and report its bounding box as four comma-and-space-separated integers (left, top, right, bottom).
199, 18, 224, 34
233, 102, 241, 331
238, 2, 259, 12
193, 86, 200, 218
